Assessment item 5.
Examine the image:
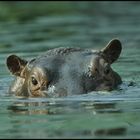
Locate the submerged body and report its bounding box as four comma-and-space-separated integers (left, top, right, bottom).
6, 39, 122, 97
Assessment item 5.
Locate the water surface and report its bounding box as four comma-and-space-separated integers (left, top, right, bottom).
0, 2, 140, 139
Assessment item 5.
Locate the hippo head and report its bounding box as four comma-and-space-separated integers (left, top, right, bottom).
86, 39, 122, 91
6, 39, 122, 97
6, 55, 51, 97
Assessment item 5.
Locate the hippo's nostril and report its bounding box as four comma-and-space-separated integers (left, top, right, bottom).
41, 86, 46, 91
40, 81, 48, 90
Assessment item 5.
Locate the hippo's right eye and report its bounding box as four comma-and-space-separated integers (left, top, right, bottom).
104, 64, 110, 75
94, 67, 99, 73
31, 77, 38, 86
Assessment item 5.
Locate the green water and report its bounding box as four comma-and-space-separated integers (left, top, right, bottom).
0, 1, 140, 139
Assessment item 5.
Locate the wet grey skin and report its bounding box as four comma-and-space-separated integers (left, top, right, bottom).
6, 39, 122, 98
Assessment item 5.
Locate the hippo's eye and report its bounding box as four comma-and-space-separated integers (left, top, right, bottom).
31, 77, 38, 86
94, 68, 99, 73
104, 66, 110, 75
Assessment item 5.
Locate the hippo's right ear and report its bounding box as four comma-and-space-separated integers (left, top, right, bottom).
6, 55, 28, 77
101, 39, 122, 64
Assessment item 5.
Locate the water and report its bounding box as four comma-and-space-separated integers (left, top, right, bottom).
0, 1, 140, 138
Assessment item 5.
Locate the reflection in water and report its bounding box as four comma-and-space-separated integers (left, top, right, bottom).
0, 1, 140, 139
82, 101, 122, 114
7, 99, 122, 115
8, 101, 55, 115
6, 99, 128, 138
94, 127, 127, 136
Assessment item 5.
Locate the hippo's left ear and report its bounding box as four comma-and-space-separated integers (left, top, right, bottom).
6, 55, 28, 77
101, 39, 122, 64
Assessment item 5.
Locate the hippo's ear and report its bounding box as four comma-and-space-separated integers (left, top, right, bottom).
101, 39, 122, 64
6, 55, 28, 77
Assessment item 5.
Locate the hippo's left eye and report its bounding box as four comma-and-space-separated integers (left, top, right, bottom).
31, 76, 38, 86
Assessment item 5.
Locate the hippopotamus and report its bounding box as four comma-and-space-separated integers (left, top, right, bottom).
6, 39, 122, 97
